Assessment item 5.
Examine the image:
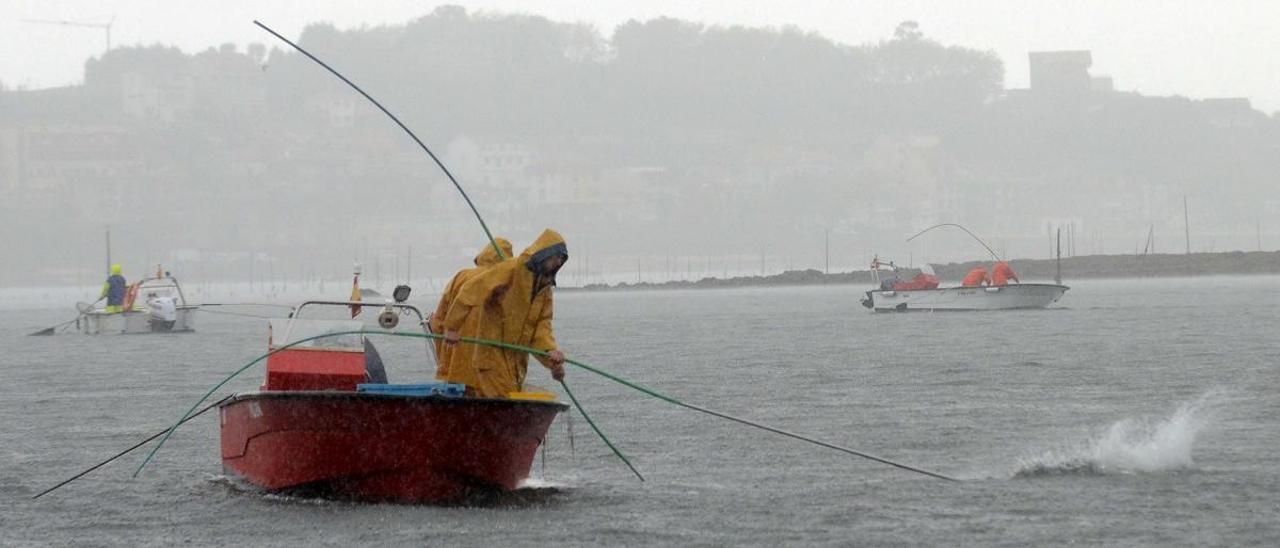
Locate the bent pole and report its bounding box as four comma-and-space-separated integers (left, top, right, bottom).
907, 223, 1001, 262
559, 380, 644, 482
29, 317, 78, 336
33, 395, 232, 499
253, 20, 505, 261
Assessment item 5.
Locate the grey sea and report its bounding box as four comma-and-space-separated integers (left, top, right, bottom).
2, 276, 1278, 546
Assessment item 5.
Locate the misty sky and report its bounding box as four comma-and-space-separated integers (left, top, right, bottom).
3, 0, 1279, 113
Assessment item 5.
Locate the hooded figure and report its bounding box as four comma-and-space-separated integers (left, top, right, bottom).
443, 229, 568, 397
100, 264, 127, 313
961, 265, 990, 287
430, 237, 513, 379
991, 261, 1019, 286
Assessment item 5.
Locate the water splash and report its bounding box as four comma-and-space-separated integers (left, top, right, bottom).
1014, 392, 1220, 478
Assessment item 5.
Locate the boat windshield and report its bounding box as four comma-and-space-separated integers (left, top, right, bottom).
270, 318, 364, 350
137, 278, 184, 305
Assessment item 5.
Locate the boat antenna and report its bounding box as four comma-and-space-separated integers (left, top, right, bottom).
1055, 227, 1062, 285
906, 223, 1001, 262
252, 20, 505, 260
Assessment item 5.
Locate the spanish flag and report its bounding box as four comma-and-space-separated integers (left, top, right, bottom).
349, 273, 361, 318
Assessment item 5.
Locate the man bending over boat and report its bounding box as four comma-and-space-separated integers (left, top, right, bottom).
442, 229, 569, 398
960, 265, 991, 287
991, 261, 1020, 286
100, 264, 128, 313
430, 237, 513, 379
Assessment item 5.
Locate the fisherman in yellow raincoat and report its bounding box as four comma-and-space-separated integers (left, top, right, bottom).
442, 229, 568, 398
100, 264, 128, 313
429, 237, 513, 379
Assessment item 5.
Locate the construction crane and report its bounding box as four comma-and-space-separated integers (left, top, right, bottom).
21, 16, 115, 52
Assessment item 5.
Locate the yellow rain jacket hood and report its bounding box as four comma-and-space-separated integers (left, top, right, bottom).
430, 238, 512, 378
442, 229, 567, 397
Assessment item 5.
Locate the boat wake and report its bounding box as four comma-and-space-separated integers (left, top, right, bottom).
1013, 392, 1219, 478
202, 473, 568, 507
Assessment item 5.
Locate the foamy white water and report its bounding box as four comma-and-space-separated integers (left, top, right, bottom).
1016, 392, 1219, 477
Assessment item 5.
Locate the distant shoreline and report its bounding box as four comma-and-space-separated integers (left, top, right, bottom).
563, 251, 1280, 291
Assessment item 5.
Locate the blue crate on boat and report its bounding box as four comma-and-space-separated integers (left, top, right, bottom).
357, 382, 466, 397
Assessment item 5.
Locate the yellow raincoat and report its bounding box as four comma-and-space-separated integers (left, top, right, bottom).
430, 238, 513, 379
442, 229, 567, 397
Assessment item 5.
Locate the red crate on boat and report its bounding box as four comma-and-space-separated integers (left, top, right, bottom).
265, 347, 365, 391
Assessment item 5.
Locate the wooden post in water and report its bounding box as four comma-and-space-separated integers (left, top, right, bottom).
105, 227, 112, 274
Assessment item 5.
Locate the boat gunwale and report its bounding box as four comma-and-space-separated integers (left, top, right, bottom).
865, 282, 1070, 295
221, 390, 571, 412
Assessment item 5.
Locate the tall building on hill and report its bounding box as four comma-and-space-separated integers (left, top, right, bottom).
1028, 50, 1094, 97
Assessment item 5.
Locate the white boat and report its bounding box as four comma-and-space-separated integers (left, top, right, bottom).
861, 283, 1069, 312
78, 274, 198, 334
859, 260, 1068, 312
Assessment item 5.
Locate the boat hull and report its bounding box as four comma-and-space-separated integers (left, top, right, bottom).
862, 283, 1068, 311
219, 392, 567, 503
77, 307, 198, 334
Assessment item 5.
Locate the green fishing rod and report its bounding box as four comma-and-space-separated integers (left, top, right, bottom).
134, 330, 956, 483
254, 20, 506, 261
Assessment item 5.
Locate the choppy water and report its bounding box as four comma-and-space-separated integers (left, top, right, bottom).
2, 277, 1278, 546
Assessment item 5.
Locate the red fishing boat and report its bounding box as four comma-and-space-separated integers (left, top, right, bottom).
218, 292, 567, 503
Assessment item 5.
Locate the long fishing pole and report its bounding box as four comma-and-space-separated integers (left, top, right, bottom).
253, 20, 505, 261
28, 317, 79, 337
558, 379, 643, 481
136, 331, 956, 482
197, 309, 277, 320
198, 303, 297, 309
33, 395, 232, 499
438, 335, 955, 481
907, 223, 1001, 262
29, 296, 106, 336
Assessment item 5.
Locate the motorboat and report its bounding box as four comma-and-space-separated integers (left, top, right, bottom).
860, 258, 1068, 312
217, 291, 567, 503
77, 271, 197, 334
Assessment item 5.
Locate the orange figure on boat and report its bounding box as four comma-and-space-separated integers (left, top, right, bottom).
991, 261, 1020, 286
960, 265, 991, 287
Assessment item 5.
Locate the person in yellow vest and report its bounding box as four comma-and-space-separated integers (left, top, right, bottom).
429, 237, 513, 379
100, 264, 128, 313
442, 229, 567, 398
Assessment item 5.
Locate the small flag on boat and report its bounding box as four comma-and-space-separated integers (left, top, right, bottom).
349, 274, 361, 318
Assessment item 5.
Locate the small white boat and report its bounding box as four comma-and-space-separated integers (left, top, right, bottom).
78, 274, 198, 334
861, 283, 1069, 312
860, 260, 1068, 312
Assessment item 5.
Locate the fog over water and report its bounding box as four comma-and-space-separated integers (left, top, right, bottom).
2, 2, 1278, 289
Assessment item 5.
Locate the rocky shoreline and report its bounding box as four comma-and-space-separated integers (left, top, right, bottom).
567, 251, 1280, 291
